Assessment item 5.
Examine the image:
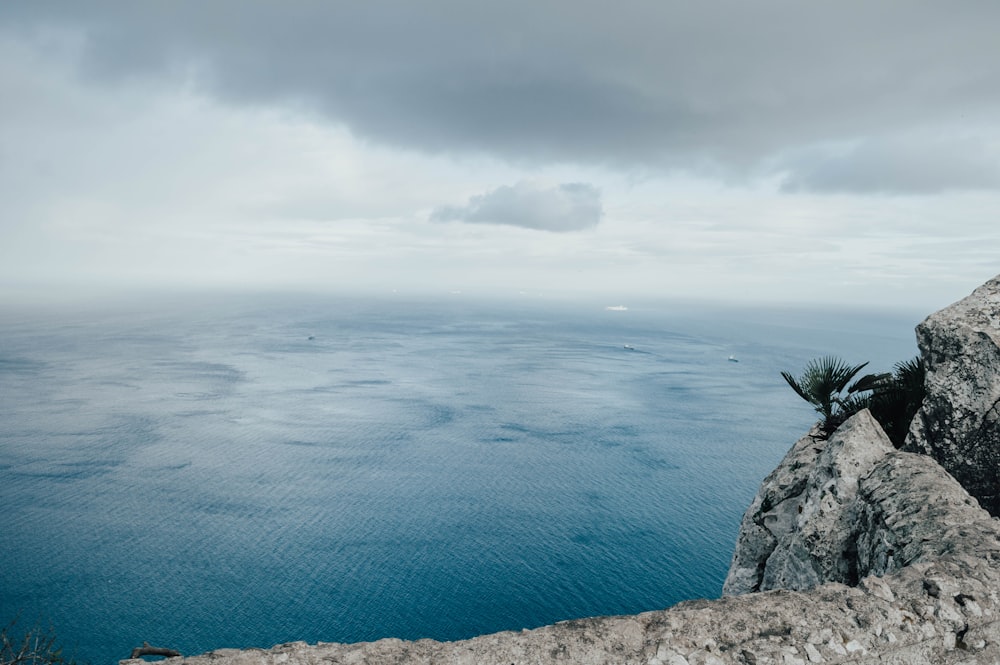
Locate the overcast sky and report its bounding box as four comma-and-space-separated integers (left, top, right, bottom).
2, 1, 998, 309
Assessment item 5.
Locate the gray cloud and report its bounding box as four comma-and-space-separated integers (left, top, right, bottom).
432, 182, 602, 232
3, 2, 1000, 191
778, 135, 1000, 194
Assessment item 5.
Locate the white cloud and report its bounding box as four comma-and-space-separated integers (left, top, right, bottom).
431, 182, 602, 232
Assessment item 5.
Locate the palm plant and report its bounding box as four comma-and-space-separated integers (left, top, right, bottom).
863, 356, 926, 448
781, 356, 870, 434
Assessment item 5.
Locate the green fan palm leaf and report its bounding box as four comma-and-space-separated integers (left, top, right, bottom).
782, 354, 926, 441
781, 356, 869, 433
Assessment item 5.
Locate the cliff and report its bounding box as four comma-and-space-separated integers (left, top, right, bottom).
904, 274, 1000, 515
129, 275, 1000, 665
723, 411, 895, 595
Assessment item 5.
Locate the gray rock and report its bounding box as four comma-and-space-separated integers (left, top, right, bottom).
905, 273, 1000, 515
723, 410, 894, 594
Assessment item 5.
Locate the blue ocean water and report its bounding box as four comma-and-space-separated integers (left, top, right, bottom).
0, 294, 921, 664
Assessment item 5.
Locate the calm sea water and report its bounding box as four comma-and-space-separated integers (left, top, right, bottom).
0, 293, 921, 664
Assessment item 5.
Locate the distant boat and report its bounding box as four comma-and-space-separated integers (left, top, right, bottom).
624, 344, 635, 351
605, 305, 628, 311
728, 355, 739, 362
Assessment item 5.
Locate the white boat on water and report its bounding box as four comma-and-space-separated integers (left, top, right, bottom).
728, 355, 739, 362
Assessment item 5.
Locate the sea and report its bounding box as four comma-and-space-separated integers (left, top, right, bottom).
0, 292, 924, 664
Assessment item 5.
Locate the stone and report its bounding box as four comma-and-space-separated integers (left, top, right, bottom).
905, 273, 1000, 515
723, 410, 894, 594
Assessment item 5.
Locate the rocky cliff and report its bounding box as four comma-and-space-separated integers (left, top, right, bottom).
130, 275, 1000, 665
905, 274, 1000, 515
723, 411, 895, 595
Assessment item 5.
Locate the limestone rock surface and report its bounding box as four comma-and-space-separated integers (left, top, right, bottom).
905, 273, 1000, 515
723, 410, 894, 595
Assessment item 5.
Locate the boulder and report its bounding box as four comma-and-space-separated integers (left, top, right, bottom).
905, 274, 1000, 515
723, 410, 894, 595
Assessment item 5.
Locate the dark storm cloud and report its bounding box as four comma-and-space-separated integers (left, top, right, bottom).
3, 1, 1000, 189
432, 182, 602, 232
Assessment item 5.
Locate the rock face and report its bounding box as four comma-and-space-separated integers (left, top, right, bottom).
723, 410, 894, 595
905, 274, 1000, 515
133, 274, 1000, 665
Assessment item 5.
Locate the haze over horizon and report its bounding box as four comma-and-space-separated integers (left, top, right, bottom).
2, 2, 998, 310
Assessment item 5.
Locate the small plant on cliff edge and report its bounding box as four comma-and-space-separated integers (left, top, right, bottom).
782, 355, 926, 443
864, 356, 926, 448
1, 616, 81, 665
780, 356, 870, 435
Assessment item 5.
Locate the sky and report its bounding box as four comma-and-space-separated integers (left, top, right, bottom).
1, 1, 999, 310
